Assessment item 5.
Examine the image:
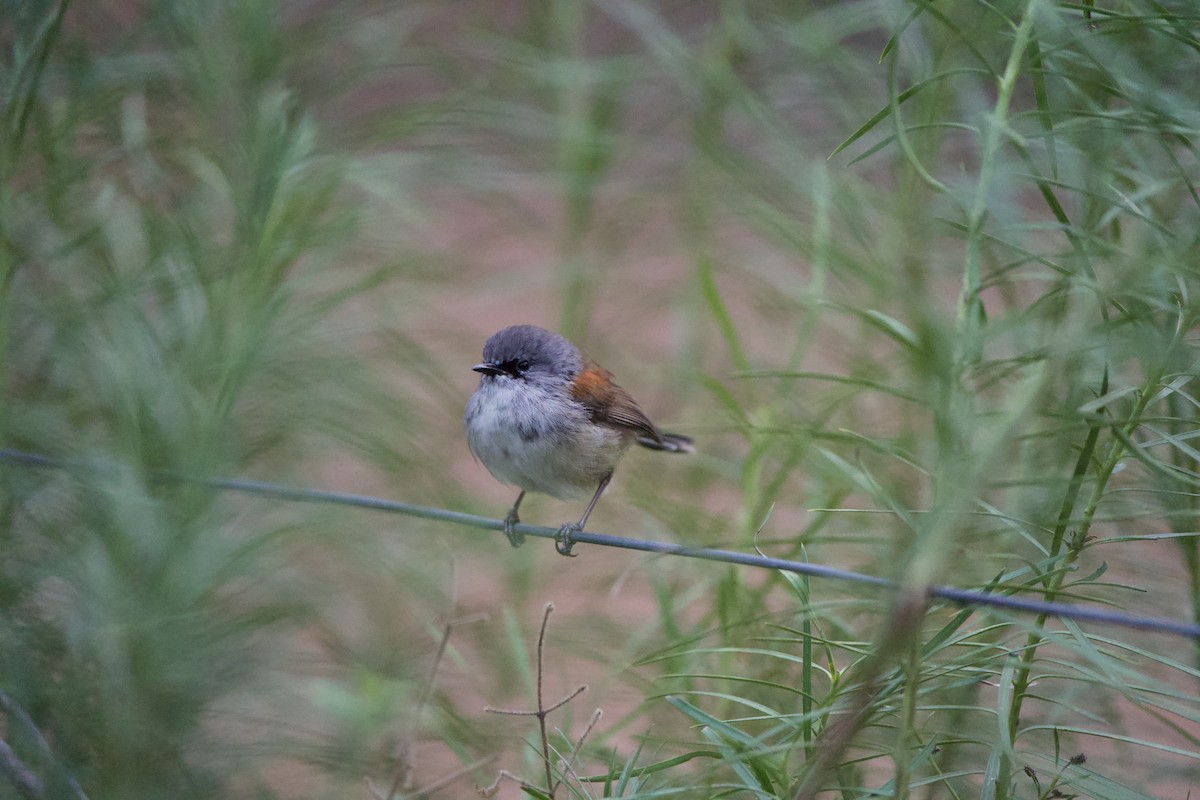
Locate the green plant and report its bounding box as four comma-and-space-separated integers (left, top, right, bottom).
3, 2, 1198, 798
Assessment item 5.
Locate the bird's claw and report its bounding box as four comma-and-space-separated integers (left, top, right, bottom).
555, 523, 581, 557
503, 510, 525, 548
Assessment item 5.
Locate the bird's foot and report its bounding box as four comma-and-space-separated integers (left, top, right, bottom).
503, 509, 525, 548
554, 523, 581, 557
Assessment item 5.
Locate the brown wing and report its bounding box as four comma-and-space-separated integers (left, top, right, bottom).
571, 362, 664, 445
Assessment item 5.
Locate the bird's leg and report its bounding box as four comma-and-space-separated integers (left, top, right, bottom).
555, 473, 611, 557
503, 491, 526, 548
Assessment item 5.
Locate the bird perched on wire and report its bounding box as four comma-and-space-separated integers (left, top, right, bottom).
464, 324, 692, 556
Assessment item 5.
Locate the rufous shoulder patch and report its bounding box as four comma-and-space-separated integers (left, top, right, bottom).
570, 364, 617, 405
571, 361, 660, 441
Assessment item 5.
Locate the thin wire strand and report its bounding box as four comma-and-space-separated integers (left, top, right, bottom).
3, 448, 1199, 639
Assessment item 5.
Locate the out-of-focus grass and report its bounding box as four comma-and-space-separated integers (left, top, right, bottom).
3, 1, 1200, 799
1, 2, 455, 797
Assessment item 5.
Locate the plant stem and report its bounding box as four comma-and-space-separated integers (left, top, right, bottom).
1001, 355, 1173, 799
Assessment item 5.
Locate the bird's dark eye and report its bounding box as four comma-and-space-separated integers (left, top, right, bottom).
516, 358, 531, 373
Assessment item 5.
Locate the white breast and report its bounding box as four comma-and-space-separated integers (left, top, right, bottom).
465, 378, 631, 499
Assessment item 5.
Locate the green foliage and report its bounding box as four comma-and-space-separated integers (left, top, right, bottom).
3, 1, 1199, 799
2, 1, 435, 797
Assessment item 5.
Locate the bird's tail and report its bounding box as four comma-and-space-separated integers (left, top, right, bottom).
636, 432, 694, 453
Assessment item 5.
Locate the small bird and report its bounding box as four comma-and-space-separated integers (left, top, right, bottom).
464, 324, 692, 556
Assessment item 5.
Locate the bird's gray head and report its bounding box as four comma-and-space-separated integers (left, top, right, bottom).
473, 325, 583, 386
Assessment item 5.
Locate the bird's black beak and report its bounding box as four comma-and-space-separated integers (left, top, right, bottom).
473, 363, 504, 376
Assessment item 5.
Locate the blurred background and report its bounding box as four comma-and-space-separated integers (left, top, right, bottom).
3, 1, 1199, 798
